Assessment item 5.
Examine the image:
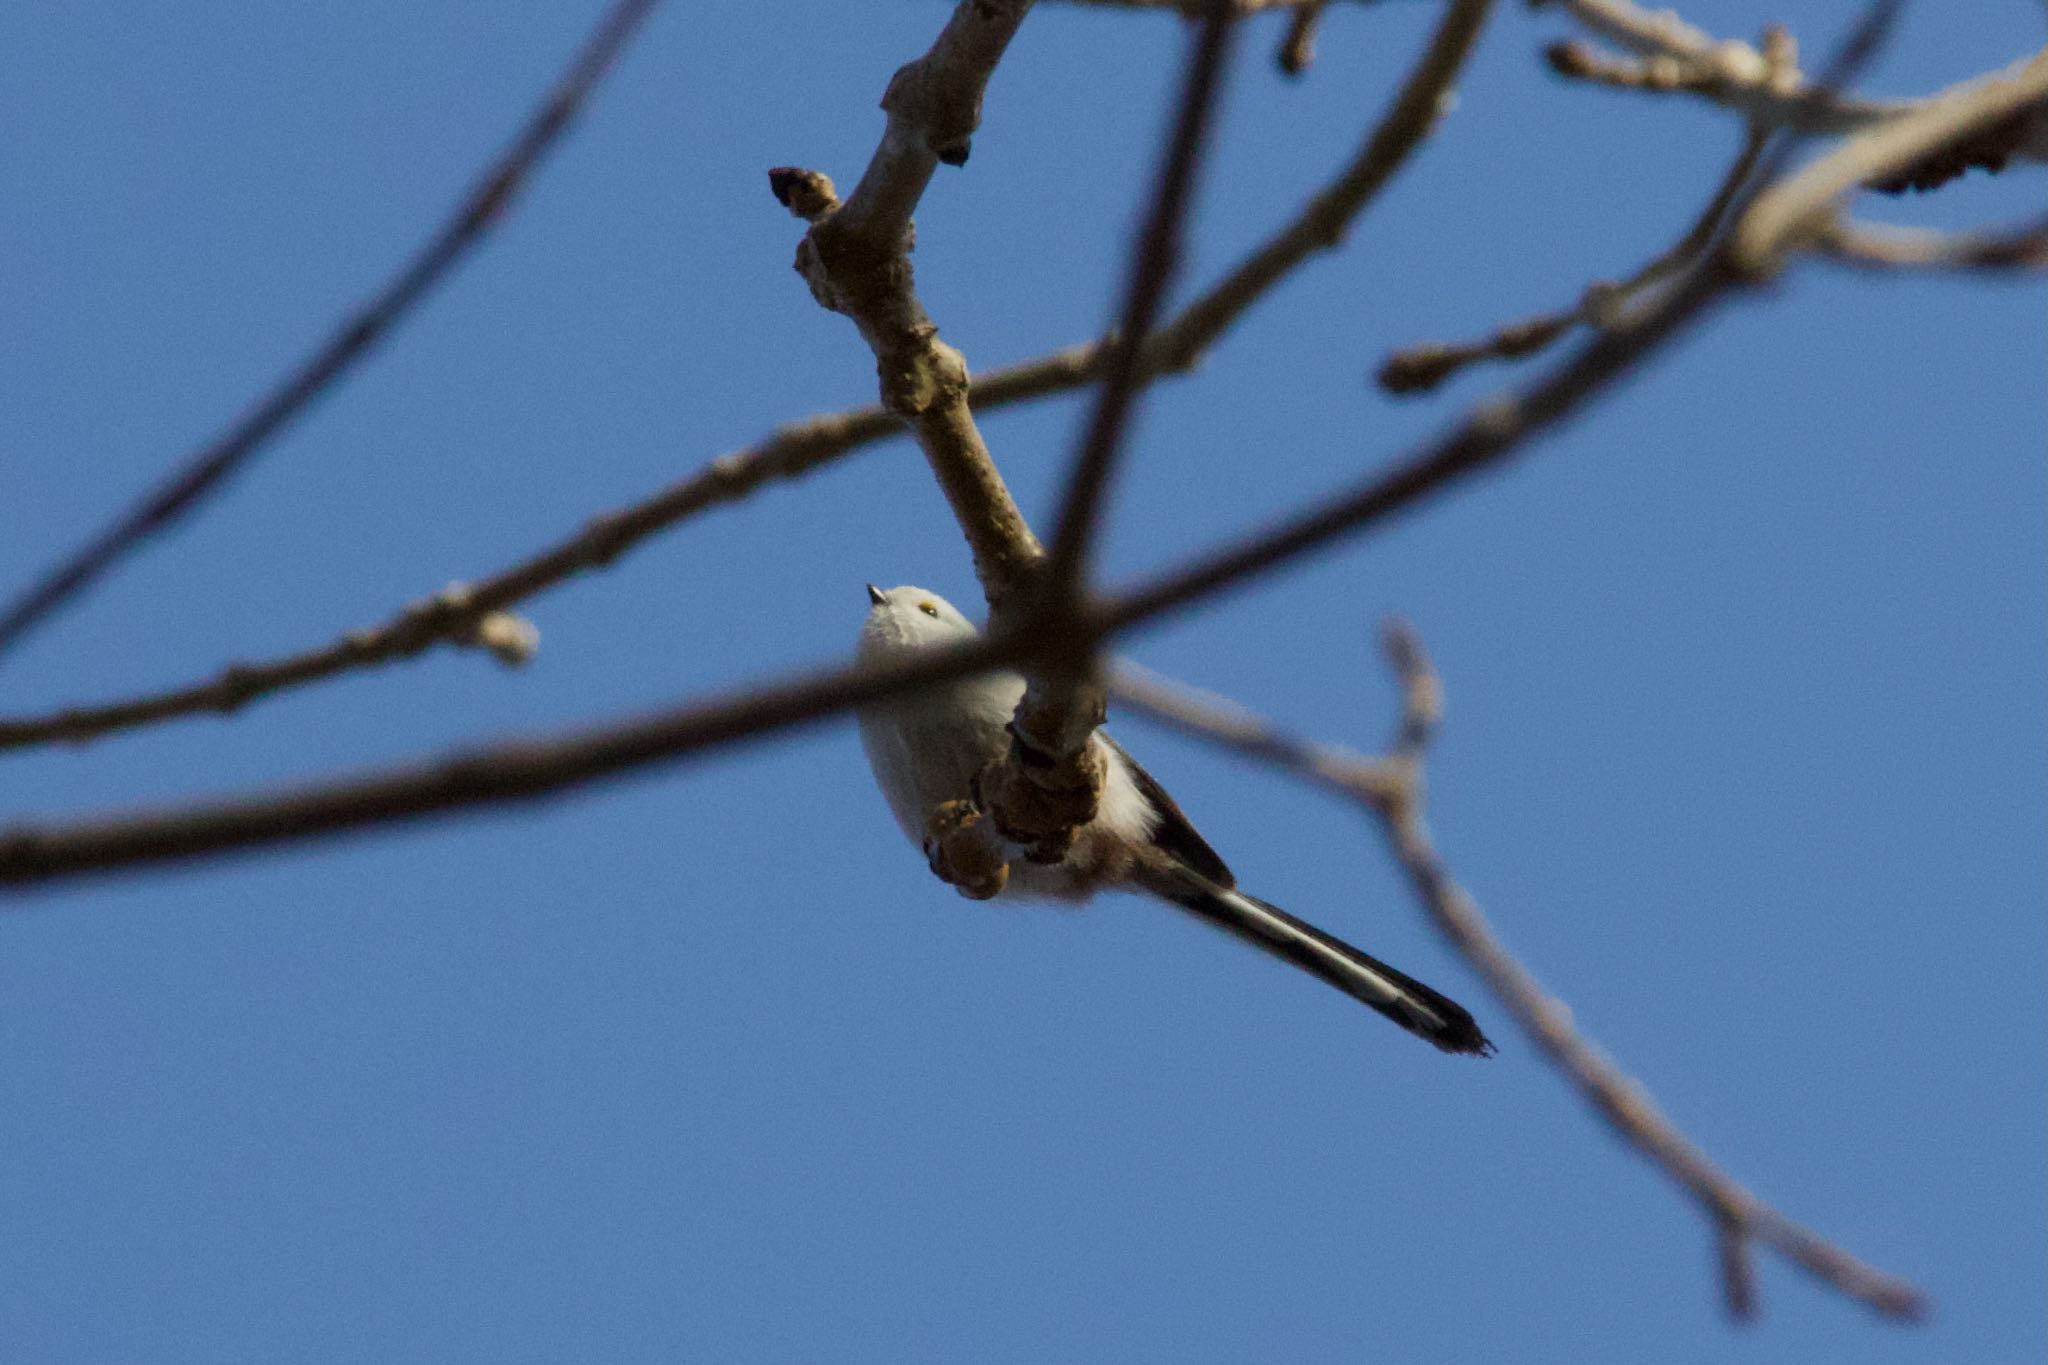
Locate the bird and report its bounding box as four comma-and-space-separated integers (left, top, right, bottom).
855, 583, 1493, 1056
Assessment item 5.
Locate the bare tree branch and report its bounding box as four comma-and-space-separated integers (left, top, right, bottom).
0, 0, 664, 664
1060, 0, 1320, 13
1539, 0, 2048, 193
0, 630, 1023, 889
0, 404, 897, 753
0, 0, 1497, 758
0, 2, 2020, 918
2, 0, 2013, 1328
1140, 0, 1499, 375
1734, 46, 2048, 275
1536, 0, 1906, 135
1106, 0, 1929, 627
1380, 121, 1767, 393
1101, 249, 1739, 635
1276, 0, 1330, 76
1042, 1, 1237, 610
948, 1, 1242, 881
773, 1, 1043, 617
0, 209, 1748, 888
1107, 643, 1930, 1322
773, 0, 1136, 871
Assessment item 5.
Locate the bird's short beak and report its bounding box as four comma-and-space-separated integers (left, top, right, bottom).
865, 583, 886, 606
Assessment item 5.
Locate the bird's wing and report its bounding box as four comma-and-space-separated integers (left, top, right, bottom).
1105, 736, 1236, 889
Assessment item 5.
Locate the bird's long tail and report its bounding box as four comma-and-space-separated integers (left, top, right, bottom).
1135, 859, 1494, 1056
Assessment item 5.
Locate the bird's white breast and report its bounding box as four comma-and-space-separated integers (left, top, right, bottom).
857, 670, 1157, 901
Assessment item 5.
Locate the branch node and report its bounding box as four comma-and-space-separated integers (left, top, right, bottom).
432, 582, 477, 613
879, 333, 965, 417
216, 664, 263, 714
881, 48, 982, 168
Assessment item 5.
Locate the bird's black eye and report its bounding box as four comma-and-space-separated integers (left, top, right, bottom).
918, 602, 940, 618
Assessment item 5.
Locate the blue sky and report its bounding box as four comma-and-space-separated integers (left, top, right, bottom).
1, 2, 2041, 1360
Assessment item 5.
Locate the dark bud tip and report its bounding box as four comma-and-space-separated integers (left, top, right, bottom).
767, 166, 838, 220
1376, 346, 1456, 395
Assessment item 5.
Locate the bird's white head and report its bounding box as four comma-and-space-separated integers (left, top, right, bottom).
859, 584, 979, 658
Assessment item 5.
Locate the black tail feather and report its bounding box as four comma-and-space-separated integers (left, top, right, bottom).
1137, 863, 1493, 1056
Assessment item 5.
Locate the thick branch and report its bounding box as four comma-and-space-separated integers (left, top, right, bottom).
776, 0, 1043, 616
776, 1, 1117, 868
1734, 46, 2048, 274
0, 0, 663, 664
1108, 646, 1928, 1322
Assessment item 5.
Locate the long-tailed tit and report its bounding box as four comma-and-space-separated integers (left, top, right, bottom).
857, 584, 1493, 1056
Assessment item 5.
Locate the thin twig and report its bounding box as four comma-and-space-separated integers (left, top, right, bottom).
1044, 0, 1238, 606
0, 405, 901, 752
1108, 645, 1929, 1321
989, 1, 1240, 863
1433, 3, 2039, 388
1103, 252, 1739, 635
1540, 0, 2048, 191
1277, 0, 1330, 76
1379, 122, 1767, 394
1139, 0, 1499, 375
0, 0, 663, 664
1536, 0, 1906, 135
1059, 0, 1321, 12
